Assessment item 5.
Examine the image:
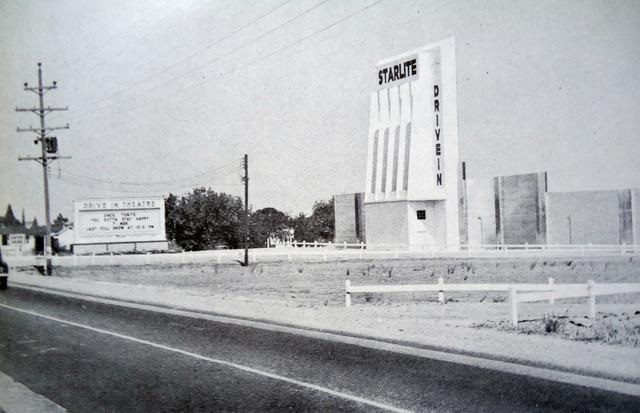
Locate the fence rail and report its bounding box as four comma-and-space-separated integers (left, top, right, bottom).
345, 278, 640, 326
2, 242, 639, 269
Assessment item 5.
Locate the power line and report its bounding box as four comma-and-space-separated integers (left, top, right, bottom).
223, 0, 384, 76
58, 158, 242, 186
55, 5, 171, 72
69, 0, 391, 143
69, 0, 382, 126
55, 168, 244, 190
86, 0, 295, 110
54, 174, 243, 195
63, 0, 410, 154
80, 0, 332, 120
56, 1, 240, 75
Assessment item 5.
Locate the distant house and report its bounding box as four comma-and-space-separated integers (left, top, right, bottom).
0, 226, 35, 255
53, 225, 74, 252
0, 205, 44, 255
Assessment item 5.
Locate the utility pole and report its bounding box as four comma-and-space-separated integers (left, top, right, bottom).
242, 154, 249, 266
16, 63, 70, 275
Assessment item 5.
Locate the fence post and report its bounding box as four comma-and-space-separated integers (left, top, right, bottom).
587, 280, 596, 319
438, 277, 445, 304
287, 252, 292, 263
314, 241, 317, 248
302, 241, 306, 248
110, 252, 114, 265
145, 252, 151, 265
525, 242, 528, 251
509, 287, 518, 327
91, 253, 96, 265
343, 241, 347, 250
345, 280, 351, 307
548, 277, 555, 304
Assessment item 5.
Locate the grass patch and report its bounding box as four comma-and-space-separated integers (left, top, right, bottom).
478, 312, 640, 347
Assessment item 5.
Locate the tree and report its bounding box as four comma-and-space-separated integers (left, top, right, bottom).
164, 193, 179, 242
163, 190, 336, 250
290, 213, 309, 242
164, 188, 244, 251
52, 213, 70, 232
308, 199, 335, 242
3, 204, 20, 226
249, 207, 291, 247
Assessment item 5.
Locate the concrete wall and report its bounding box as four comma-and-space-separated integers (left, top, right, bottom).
619, 190, 633, 244
364, 202, 409, 246
334, 193, 366, 243
406, 200, 447, 247
356, 193, 366, 243
633, 190, 640, 245
494, 172, 547, 245
465, 177, 497, 246
457, 162, 468, 246
546, 190, 634, 245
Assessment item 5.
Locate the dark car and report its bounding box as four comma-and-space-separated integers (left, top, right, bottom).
0, 249, 8, 290
0, 249, 8, 273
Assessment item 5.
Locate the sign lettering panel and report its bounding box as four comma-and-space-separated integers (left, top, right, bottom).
74, 197, 166, 242
377, 55, 419, 89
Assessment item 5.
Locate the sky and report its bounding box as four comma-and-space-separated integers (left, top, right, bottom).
1, 0, 639, 223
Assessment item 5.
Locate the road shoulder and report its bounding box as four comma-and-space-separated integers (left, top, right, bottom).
0, 370, 66, 413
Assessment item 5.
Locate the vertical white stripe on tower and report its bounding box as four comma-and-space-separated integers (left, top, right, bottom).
387, 86, 400, 199
365, 91, 381, 201
398, 82, 412, 197
376, 88, 391, 201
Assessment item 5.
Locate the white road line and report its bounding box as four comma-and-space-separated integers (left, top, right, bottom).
10, 284, 640, 398
0, 303, 412, 413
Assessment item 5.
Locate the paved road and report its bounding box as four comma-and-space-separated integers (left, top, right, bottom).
0, 287, 638, 412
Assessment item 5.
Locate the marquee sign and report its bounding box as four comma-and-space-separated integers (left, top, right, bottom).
74, 197, 166, 243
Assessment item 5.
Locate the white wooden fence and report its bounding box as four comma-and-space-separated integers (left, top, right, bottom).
345, 278, 640, 327
2, 242, 639, 269
294, 241, 640, 256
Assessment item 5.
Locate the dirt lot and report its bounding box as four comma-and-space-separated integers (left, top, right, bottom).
51, 255, 640, 306
44, 255, 640, 347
